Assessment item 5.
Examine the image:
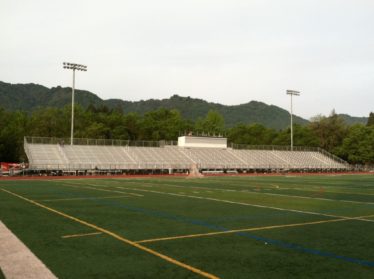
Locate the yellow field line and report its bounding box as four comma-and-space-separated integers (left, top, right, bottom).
40, 195, 131, 202
136, 213, 374, 244
62, 232, 103, 239
0, 188, 219, 279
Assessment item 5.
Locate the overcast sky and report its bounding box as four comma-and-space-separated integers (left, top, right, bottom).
1, 0, 373, 119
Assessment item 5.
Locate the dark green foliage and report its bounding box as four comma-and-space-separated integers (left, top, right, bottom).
0, 82, 307, 129
195, 110, 225, 135
0, 105, 373, 164
0, 82, 104, 111
367, 112, 374, 127
309, 111, 349, 153
338, 114, 369, 125
272, 124, 320, 147
0, 109, 28, 162
228, 123, 276, 145
336, 124, 374, 164
0, 82, 373, 164
0, 81, 368, 129
139, 108, 191, 140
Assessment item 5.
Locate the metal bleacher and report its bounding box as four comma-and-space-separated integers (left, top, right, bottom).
62, 145, 137, 170
128, 146, 193, 169
182, 148, 246, 169
24, 144, 68, 170
24, 137, 349, 172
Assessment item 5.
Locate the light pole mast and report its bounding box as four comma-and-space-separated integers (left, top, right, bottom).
63, 62, 87, 145
286, 90, 300, 151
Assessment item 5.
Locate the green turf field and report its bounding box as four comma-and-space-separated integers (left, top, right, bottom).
1, 174, 374, 278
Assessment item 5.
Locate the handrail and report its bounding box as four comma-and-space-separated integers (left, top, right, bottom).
24, 136, 177, 147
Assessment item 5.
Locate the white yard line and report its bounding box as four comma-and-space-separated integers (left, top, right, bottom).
40, 195, 131, 202
115, 186, 374, 222
238, 189, 374, 206
60, 182, 143, 197
0, 221, 57, 279
60, 181, 374, 221
122, 181, 374, 206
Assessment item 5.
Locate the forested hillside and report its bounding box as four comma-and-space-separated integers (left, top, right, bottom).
2, 81, 367, 128
0, 105, 373, 164
0, 81, 307, 129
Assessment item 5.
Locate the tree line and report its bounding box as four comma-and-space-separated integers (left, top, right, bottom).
0, 106, 373, 164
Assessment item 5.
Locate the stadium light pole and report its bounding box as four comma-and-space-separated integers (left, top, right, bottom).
63, 62, 87, 145
286, 90, 300, 151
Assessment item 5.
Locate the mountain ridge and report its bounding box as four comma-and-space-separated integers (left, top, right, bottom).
0, 81, 368, 129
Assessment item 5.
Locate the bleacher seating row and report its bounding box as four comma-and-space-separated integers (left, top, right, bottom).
24, 143, 348, 171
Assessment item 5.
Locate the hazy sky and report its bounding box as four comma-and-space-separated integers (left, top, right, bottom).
1, 0, 373, 119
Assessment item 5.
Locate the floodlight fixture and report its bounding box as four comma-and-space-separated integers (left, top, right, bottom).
286, 89, 300, 151
286, 90, 300, 96
63, 62, 88, 145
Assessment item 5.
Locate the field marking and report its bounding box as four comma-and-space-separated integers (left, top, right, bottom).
41, 195, 131, 202
117, 180, 374, 206
136, 213, 374, 244
268, 186, 374, 197
0, 221, 57, 279
74, 177, 374, 198
0, 188, 220, 279
240, 189, 374, 206
59, 182, 143, 197
59, 181, 374, 222
61, 232, 103, 239
114, 186, 374, 222
166, 177, 374, 196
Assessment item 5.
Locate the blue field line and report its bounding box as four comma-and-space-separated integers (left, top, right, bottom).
31, 185, 374, 268
234, 232, 374, 267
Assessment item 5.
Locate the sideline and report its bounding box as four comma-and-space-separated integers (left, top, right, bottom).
0, 221, 57, 279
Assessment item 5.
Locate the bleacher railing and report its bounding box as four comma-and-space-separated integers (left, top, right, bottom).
231, 143, 320, 152
25, 137, 177, 147
231, 143, 349, 166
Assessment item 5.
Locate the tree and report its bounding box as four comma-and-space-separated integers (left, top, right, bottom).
29, 107, 69, 137
195, 110, 225, 135
309, 111, 348, 153
336, 124, 374, 164
228, 123, 276, 145
140, 109, 189, 141
85, 122, 110, 139
123, 113, 141, 140
367, 112, 374, 126
0, 110, 29, 162
2, 104, 374, 164
273, 125, 320, 147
